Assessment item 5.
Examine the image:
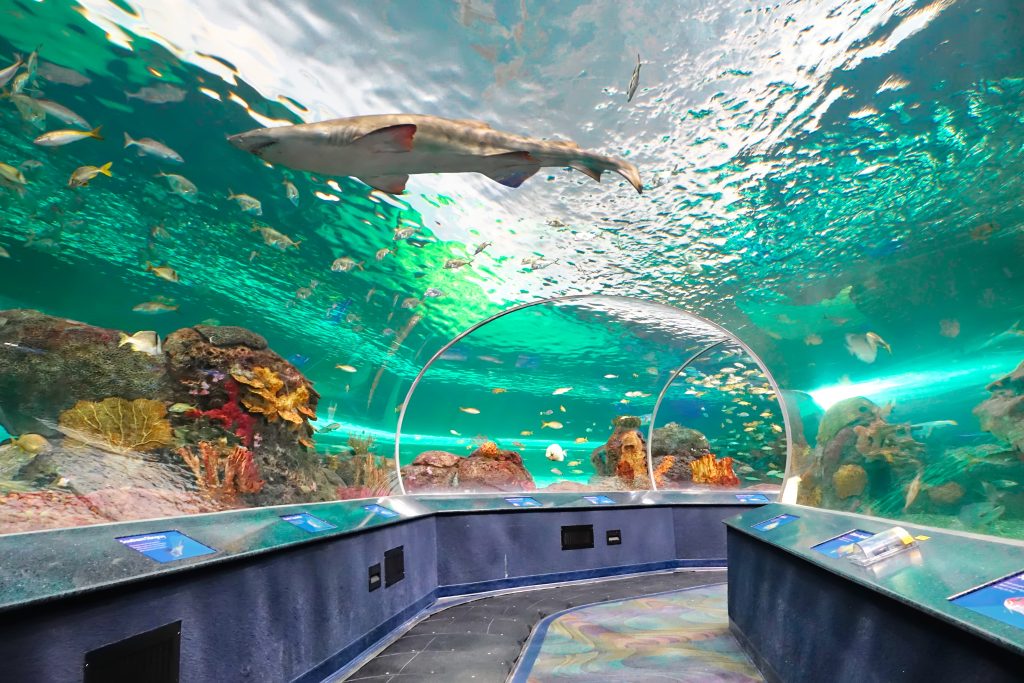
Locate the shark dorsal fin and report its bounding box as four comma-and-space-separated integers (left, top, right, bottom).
352, 124, 417, 153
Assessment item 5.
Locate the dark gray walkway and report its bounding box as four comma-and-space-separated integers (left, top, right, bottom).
342, 568, 727, 682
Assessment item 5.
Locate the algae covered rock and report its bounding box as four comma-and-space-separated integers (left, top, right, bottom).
832, 463, 867, 499
400, 447, 534, 493
401, 451, 460, 491
816, 397, 880, 446
650, 422, 711, 459
0, 309, 172, 435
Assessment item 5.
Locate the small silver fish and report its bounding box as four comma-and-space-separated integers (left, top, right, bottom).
444, 258, 472, 270
157, 172, 198, 200
0, 57, 22, 88
627, 53, 641, 102
126, 83, 186, 104
35, 98, 90, 128
124, 132, 184, 163
283, 179, 299, 205
227, 189, 262, 215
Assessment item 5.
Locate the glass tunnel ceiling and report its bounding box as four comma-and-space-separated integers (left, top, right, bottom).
0, 0, 1021, 539
395, 296, 791, 493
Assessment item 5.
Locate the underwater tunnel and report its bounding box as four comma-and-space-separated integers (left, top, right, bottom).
2, 0, 1024, 681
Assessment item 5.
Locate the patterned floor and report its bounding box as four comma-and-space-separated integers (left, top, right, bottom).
512, 583, 763, 682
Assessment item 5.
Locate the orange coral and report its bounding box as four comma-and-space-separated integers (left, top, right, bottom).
832, 463, 867, 499
231, 366, 316, 426
178, 441, 264, 502
654, 455, 675, 487
59, 397, 173, 454
475, 441, 500, 458
690, 453, 740, 486
616, 431, 647, 486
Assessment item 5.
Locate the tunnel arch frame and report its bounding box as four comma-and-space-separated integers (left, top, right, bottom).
393, 294, 794, 495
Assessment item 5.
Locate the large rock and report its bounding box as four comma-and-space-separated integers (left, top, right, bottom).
0, 309, 172, 435
975, 359, 1024, 452
591, 416, 647, 487
400, 447, 535, 493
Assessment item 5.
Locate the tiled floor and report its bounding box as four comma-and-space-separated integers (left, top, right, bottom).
512, 583, 762, 682
343, 569, 727, 682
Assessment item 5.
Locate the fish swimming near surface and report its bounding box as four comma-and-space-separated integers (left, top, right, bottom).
546, 444, 566, 462
228, 114, 642, 194
34, 126, 102, 146
845, 331, 891, 363
124, 132, 184, 163
126, 83, 186, 104
283, 179, 299, 205
118, 330, 162, 355
157, 172, 198, 200
132, 300, 178, 313
227, 189, 263, 215
0, 57, 22, 88
627, 53, 641, 102
253, 223, 300, 249
459, 407, 480, 415
0, 162, 28, 195
542, 421, 564, 430
68, 162, 112, 188
146, 262, 179, 283
910, 420, 958, 439
35, 98, 90, 128
978, 320, 1024, 349
553, 387, 572, 395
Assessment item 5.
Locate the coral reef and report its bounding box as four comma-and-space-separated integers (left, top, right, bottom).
0, 310, 172, 436
690, 453, 740, 486
974, 359, 1024, 452
193, 324, 268, 349
177, 441, 264, 502
58, 397, 173, 454
832, 463, 867, 499
231, 366, 316, 427
653, 455, 675, 488
591, 416, 647, 488
332, 434, 395, 499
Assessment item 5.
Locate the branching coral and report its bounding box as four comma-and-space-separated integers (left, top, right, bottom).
231, 366, 315, 426
186, 379, 256, 446
853, 418, 922, 466
58, 397, 173, 454
690, 453, 740, 486
654, 455, 675, 488
177, 441, 264, 502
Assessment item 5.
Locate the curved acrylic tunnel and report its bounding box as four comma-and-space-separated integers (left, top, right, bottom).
394, 295, 793, 495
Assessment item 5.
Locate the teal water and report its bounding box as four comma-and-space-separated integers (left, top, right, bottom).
0, 0, 1022, 538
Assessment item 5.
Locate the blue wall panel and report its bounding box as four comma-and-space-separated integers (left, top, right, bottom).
435, 508, 677, 589
3, 517, 436, 683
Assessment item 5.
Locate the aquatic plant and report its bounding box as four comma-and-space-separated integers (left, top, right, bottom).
177, 441, 264, 502
853, 418, 922, 467
690, 453, 739, 486
58, 397, 173, 454
347, 433, 375, 455
231, 366, 316, 426
832, 463, 867, 499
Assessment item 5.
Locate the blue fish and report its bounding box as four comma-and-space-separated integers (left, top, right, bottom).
326, 299, 352, 323
288, 353, 310, 366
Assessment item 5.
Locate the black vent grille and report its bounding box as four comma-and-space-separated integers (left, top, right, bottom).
84, 621, 181, 683
561, 524, 595, 550
385, 545, 405, 587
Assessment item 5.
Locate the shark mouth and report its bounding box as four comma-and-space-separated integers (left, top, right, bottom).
228, 134, 277, 156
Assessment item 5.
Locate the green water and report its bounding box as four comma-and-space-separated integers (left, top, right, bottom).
0, 0, 1022, 539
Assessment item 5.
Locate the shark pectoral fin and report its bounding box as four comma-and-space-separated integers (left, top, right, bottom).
568, 161, 602, 182
482, 151, 540, 189
353, 124, 417, 153
359, 175, 410, 194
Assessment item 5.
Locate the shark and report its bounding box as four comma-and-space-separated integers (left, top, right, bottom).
227, 114, 642, 195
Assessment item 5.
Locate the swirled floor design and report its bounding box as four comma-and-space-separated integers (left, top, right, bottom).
512, 583, 762, 682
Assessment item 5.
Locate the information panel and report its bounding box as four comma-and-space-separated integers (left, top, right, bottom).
735, 493, 770, 503
117, 530, 216, 563
281, 512, 337, 533
752, 513, 799, 532
811, 529, 875, 558
950, 570, 1024, 629
583, 495, 616, 505
363, 504, 400, 518
506, 496, 542, 508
